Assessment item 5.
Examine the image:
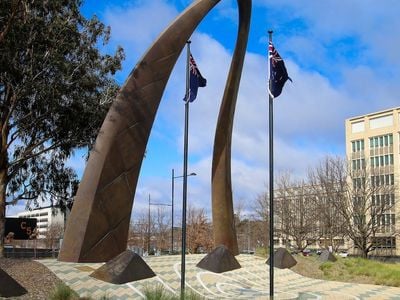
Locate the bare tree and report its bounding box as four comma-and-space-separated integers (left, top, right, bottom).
254, 191, 269, 251
308, 156, 348, 251
340, 160, 396, 258
129, 213, 155, 254
154, 206, 171, 253
44, 222, 63, 249
186, 206, 212, 254
276, 177, 322, 252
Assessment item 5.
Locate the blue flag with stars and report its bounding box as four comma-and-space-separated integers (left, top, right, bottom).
269, 41, 291, 98
185, 54, 206, 102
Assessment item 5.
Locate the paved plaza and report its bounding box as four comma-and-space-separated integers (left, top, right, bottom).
40, 254, 400, 299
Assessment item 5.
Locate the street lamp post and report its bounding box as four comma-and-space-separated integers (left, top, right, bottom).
171, 168, 196, 253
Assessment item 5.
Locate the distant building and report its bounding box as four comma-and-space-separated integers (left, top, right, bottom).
345, 107, 400, 256
16, 206, 64, 239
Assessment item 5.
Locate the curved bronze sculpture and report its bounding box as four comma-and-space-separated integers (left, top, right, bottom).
212, 0, 250, 256
59, 0, 251, 263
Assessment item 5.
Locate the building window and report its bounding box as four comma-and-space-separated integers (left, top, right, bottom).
372, 237, 396, 249
371, 174, 394, 187
353, 215, 366, 225
378, 214, 395, 226
353, 177, 365, 189
352, 158, 365, 170
369, 134, 393, 149
370, 154, 394, 167
352, 139, 364, 152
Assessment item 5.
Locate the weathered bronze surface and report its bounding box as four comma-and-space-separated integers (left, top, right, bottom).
266, 247, 297, 269
59, 0, 251, 263
211, 0, 251, 256
90, 250, 155, 284
58, 0, 221, 263
196, 245, 241, 273
0, 267, 27, 297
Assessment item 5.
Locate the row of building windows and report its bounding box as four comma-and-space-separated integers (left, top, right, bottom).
355, 214, 396, 226
353, 174, 395, 188
372, 193, 395, 206
371, 174, 395, 187
370, 155, 394, 167
23, 212, 49, 218
352, 154, 394, 169
351, 140, 364, 152
352, 158, 365, 170
352, 196, 365, 206
351, 134, 393, 153
371, 237, 396, 249
353, 177, 365, 189
370, 134, 393, 149
373, 214, 396, 226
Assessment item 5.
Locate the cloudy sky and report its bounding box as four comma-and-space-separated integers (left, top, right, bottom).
8, 0, 400, 219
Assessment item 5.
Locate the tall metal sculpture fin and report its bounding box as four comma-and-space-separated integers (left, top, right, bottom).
58, 0, 221, 263
212, 0, 251, 256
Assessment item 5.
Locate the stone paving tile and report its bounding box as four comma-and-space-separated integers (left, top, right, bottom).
39, 254, 400, 299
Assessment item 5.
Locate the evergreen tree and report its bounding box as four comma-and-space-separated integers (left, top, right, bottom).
0, 0, 125, 256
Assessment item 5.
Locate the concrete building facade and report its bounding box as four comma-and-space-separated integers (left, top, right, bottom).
345, 107, 400, 256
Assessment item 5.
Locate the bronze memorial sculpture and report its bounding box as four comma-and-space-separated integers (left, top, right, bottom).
58, 0, 251, 264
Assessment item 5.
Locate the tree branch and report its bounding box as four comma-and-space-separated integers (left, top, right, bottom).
0, 0, 22, 44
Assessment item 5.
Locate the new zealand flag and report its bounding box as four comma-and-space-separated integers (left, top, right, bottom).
269, 42, 291, 98
185, 54, 207, 102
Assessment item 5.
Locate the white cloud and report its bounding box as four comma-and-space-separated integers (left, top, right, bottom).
104, 0, 178, 52
103, 0, 179, 82
10, 0, 398, 219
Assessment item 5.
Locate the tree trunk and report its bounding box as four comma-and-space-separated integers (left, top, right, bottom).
362, 249, 368, 259
0, 168, 7, 258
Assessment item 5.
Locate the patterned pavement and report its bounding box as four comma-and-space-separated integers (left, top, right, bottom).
39, 254, 400, 299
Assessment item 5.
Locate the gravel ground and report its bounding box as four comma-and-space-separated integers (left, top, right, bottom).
0, 258, 63, 299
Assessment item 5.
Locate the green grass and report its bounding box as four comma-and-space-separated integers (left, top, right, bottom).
255, 247, 269, 257
292, 255, 400, 287
341, 257, 400, 286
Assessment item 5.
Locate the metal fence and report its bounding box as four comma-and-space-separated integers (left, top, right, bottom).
4, 239, 60, 259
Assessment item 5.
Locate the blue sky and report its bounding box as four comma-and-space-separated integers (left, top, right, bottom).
7, 0, 400, 219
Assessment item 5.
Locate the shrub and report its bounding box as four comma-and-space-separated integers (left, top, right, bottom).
143, 284, 205, 300
49, 283, 79, 300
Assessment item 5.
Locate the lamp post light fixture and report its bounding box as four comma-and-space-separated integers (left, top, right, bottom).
171, 168, 196, 254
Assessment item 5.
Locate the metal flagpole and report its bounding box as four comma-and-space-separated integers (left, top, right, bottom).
148, 194, 151, 254
180, 40, 191, 300
268, 30, 274, 298
171, 168, 174, 253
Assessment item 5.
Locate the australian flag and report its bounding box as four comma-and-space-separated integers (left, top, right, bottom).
185, 54, 207, 102
269, 41, 291, 98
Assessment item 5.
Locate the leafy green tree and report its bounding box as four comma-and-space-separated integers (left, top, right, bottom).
0, 0, 124, 256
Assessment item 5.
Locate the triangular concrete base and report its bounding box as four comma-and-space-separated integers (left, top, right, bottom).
319, 250, 337, 262
90, 250, 156, 284
266, 247, 297, 269
0, 267, 27, 297
196, 245, 241, 273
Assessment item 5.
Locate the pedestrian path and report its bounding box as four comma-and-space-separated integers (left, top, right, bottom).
40, 254, 400, 299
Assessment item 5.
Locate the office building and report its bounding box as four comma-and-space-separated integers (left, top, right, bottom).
345, 107, 400, 256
